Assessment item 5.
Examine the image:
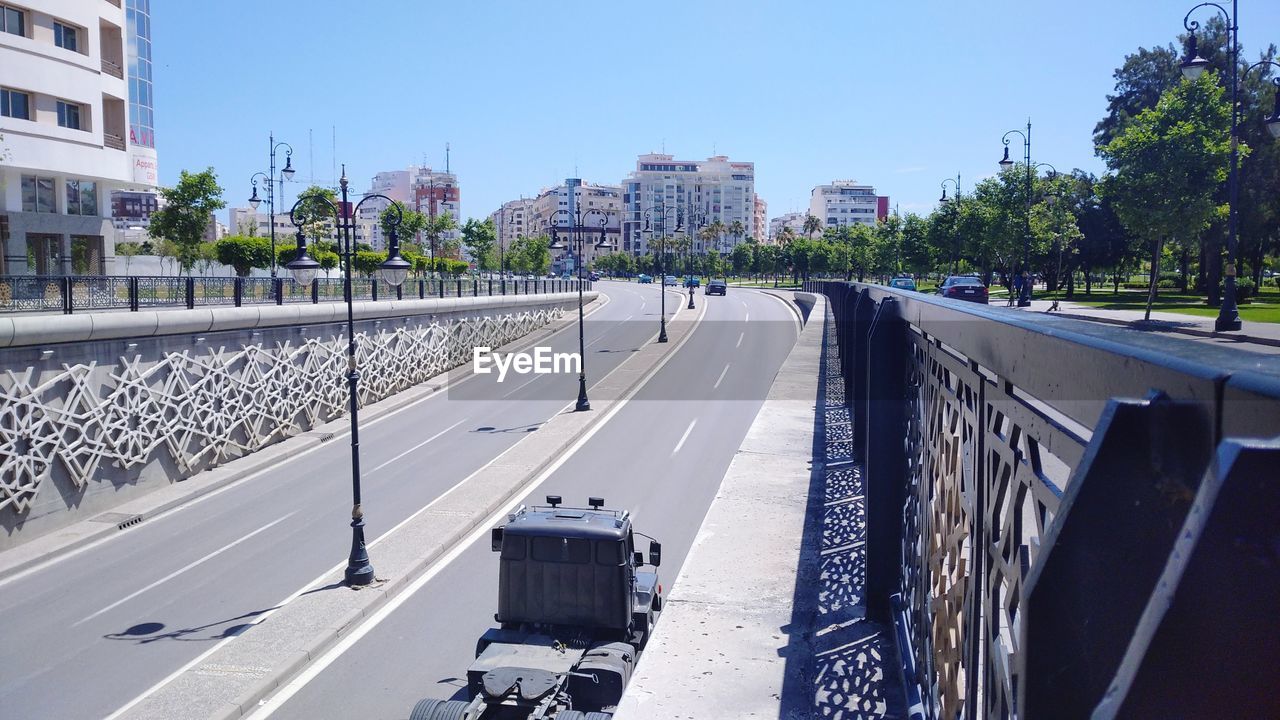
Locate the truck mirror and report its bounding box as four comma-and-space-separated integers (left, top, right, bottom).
633, 551, 644, 567
649, 541, 662, 567
491, 527, 503, 552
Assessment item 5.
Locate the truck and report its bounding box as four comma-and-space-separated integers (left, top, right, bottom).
409, 495, 664, 720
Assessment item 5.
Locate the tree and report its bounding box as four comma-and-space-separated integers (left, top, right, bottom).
380, 201, 428, 250
424, 212, 459, 262
728, 219, 745, 248
290, 184, 339, 245
730, 242, 753, 277
802, 214, 822, 240
148, 168, 225, 274
196, 241, 218, 276
509, 234, 551, 276
460, 218, 498, 271
153, 238, 179, 275
353, 249, 387, 277
1099, 71, 1233, 319
215, 235, 273, 277
115, 241, 142, 274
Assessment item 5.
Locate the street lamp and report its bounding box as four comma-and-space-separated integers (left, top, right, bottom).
549, 207, 613, 412
285, 166, 405, 587
643, 204, 681, 343
998, 122, 1055, 307
681, 205, 710, 311
940, 174, 961, 275
247, 133, 294, 279
1180, 1, 1280, 331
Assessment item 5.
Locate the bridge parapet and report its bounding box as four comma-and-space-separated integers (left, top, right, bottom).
806, 280, 1280, 719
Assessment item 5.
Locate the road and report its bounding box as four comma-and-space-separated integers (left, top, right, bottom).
251, 286, 801, 720
0, 281, 685, 720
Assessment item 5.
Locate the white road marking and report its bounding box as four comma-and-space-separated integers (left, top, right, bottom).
714, 364, 731, 389
625, 314, 633, 321
736, 331, 745, 348
744, 311, 750, 322
672, 418, 698, 456
74, 511, 299, 628
369, 419, 468, 473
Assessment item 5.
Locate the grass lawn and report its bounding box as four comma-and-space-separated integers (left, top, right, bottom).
1038, 284, 1280, 323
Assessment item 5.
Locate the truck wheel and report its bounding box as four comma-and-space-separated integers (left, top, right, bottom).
584, 713, 613, 720
409, 698, 470, 720
554, 712, 586, 720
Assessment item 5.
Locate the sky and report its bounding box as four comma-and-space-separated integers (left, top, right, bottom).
153, 0, 1280, 229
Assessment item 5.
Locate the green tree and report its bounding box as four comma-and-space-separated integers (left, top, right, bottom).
115, 241, 142, 274
802, 213, 822, 240
380, 201, 428, 249
461, 218, 498, 271
153, 238, 179, 275
1099, 71, 1233, 319
423, 212, 459, 263
353, 249, 388, 277
196, 240, 218, 276
215, 235, 273, 277
728, 219, 745, 248
148, 168, 225, 273
730, 242, 753, 277
291, 185, 339, 243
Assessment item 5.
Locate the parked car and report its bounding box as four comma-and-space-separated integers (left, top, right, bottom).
637, 274, 653, 284
663, 275, 679, 286
589, 271, 599, 281
888, 276, 917, 291
684, 276, 700, 288
560, 273, 572, 281
938, 276, 988, 304
705, 279, 727, 296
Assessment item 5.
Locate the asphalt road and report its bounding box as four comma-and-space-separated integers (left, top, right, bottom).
252, 286, 801, 720
0, 281, 684, 720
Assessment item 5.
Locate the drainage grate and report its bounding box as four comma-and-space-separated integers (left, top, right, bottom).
90, 512, 144, 530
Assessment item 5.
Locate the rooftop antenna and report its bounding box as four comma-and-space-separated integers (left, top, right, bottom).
445, 142, 450, 174
308, 129, 314, 184
331, 126, 336, 187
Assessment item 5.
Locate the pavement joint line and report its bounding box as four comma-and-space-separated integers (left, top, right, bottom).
115, 287, 708, 720
0, 294, 605, 584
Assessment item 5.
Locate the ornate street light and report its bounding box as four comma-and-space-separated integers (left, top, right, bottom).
643, 204, 681, 343
549, 206, 614, 412
998, 124, 1055, 307
285, 167, 404, 587
247, 133, 294, 279
1180, 1, 1279, 330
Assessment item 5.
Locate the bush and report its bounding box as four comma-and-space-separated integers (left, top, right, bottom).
1235, 278, 1256, 301
1156, 278, 1179, 289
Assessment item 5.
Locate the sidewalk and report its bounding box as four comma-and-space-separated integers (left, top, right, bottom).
1006, 297, 1280, 349
615, 292, 906, 719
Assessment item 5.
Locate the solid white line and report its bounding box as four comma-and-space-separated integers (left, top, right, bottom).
74, 511, 299, 628
735, 331, 744, 348
368, 419, 467, 474
626, 314, 634, 321
672, 418, 698, 455
744, 311, 750, 322
245, 299, 709, 720
714, 364, 731, 390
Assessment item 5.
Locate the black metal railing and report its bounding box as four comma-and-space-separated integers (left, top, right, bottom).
806, 280, 1280, 720
0, 274, 592, 314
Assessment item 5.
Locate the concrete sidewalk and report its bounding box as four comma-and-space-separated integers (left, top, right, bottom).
616, 292, 906, 720
1010, 297, 1280, 349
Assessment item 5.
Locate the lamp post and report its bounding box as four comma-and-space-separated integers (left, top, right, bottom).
1179, 1, 1280, 331
549, 207, 613, 411
939, 174, 961, 274
682, 205, 706, 311
999, 126, 1056, 306
247, 133, 295, 279
284, 167, 408, 587
643, 204, 681, 343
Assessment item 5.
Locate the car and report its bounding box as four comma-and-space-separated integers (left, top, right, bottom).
637, 274, 653, 284
938, 275, 989, 304
560, 273, 572, 281
663, 275, 679, 286
705, 279, 727, 296
684, 276, 700, 288
888, 276, 917, 291
588, 271, 599, 281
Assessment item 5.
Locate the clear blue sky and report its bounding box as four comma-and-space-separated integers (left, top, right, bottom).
153, 0, 1280, 227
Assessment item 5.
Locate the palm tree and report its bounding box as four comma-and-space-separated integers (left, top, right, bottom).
802, 214, 822, 240
728, 220, 745, 248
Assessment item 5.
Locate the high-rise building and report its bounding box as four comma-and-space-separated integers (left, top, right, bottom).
753, 196, 767, 243
411, 166, 460, 258
809, 180, 889, 231
0, 0, 158, 275
487, 197, 534, 259
620, 154, 757, 257
528, 180, 621, 273
357, 169, 410, 251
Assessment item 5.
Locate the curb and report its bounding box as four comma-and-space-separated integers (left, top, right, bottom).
116, 293, 708, 720
0, 294, 605, 583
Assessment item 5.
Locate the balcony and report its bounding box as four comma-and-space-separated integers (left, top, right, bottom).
101, 58, 123, 79
104, 133, 125, 151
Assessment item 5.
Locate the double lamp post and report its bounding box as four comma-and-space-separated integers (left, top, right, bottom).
643, 204, 682, 343
997, 120, 1056, 307
548, 206, 614, 412
247, 133, 295, 279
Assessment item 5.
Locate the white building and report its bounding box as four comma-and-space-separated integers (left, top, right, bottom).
620, 154, 757, 257
753, 195, 767, 244
528, 180, 621, 273
1, 0, 158, 275
809, 180, 888, 231
769, 212, 807, 243
357, 169, 410, 251
487, 196, 534, 258
411, 166, 461, 257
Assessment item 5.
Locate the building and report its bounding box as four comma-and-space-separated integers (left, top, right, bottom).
411, 166, 461, 258
0, 0, 158, 275
753, 195, 767, 244
357, 169, 410, 251
110, 189, 157, 229
528, 180, 621, 273
228, 207, 295, 239
808, 180, 890, 232
769, 212, 807, 243
620, 154, 757, 257
487, 197, 534, 259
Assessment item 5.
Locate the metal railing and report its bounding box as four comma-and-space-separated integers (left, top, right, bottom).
806, 280, 1280, 719
101, 58, 123, 78
0, 274, 591, 314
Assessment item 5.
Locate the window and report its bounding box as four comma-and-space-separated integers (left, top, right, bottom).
53, 22, 77, 51
66, 180, 98, 216
22, 175, 57, 213
1, 87, 30, 119
1, 5, 24, 36
57, 100, 82, 130
531, 536, 591, 564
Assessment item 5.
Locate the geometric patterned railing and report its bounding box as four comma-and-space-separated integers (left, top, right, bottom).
807, 280, 1280, 720
0, 274, 590, 314
0, 306, 562, 516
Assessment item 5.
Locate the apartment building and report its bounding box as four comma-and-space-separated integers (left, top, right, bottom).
768, 212, 807, 242
527, 179, 621, 273
411, 166, 460, 257
620, 154, 757, 257
487, 196, 534, 257
809, 180, 889, 231
356, 169, 410, 251
753, 195, 767, 244
0, 0, 157, 275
